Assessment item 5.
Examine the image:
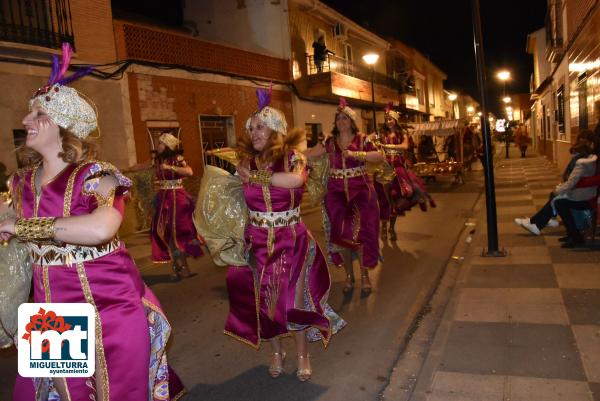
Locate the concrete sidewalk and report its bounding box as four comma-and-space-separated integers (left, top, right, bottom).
384, 148, 600, 401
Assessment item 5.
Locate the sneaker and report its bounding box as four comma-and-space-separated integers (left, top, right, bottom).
547, 218, 560, 228
514, 217, 541, 235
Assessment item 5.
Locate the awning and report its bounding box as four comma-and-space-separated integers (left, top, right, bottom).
409, 119, 465, 136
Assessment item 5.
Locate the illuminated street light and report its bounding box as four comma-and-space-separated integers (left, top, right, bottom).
502, 96, 512, 104
362, 53, 379, 132
362, 53, 380, 65
496, 69, 512, 158
448, 93, 458, 101
497, 70, 511, 81
467, 105, 475, 113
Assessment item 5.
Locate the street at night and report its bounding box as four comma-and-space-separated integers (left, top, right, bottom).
1, 0, 600, 400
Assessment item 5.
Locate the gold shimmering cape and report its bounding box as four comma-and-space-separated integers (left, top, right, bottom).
193, 165, 248, 266
0, 210, 32, 348
306, 154, 329, 206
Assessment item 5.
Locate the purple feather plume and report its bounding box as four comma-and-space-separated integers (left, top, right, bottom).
57, 42, 72, 81
256, 85, 272, 110
385, 102, 393, 113
339, 97, 348, 109
58, 66, 94, 86
45, 42, 92, 87
47, 55, 60, 85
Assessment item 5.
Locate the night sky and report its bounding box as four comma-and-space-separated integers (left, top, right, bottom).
321, 0, 548, 115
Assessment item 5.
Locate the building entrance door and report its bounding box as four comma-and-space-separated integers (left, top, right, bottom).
199, 115, 236, 172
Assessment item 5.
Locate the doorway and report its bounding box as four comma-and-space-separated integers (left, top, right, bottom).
199, 115, 236, 172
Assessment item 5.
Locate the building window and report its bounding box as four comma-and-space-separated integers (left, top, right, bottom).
556, 85, 565, 134
305, 123, 323, 147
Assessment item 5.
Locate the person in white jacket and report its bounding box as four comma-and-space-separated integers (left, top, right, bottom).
515, 141, 597, 247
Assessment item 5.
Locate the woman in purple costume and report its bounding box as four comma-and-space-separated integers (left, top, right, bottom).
0, 44, 184, 401
224, 88, 345, 382
375, 105, 436, 241
305, 99, 383, 295
150, 133, 204, 280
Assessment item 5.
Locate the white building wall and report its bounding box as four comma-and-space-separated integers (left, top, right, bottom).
183, 0, 291, 60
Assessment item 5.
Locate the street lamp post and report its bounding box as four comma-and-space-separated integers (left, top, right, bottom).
497, 70, 511, 158
448, 93, 458, 119
363, 53, 379, 133
472, 0, 503, 256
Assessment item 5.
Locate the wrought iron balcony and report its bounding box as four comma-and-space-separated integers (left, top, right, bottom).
0, 0, 74, 49
306, 53, 405, 92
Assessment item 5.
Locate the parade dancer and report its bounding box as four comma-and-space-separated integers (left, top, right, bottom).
376, 104, 436, 241
304, 98, 383, 295
0, 43, 184, 401
150, 133, 204, 280
203, 88, 345, 382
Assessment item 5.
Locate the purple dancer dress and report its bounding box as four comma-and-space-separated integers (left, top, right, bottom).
151, 155, 204, 263
322, 134, 381, 268
10, 161, 185, 401
224, 150, 346, 347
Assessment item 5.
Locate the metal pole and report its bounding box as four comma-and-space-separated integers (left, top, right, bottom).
471, 0, 503, 255
504, 82, 509, 158
371, 66, 377, 133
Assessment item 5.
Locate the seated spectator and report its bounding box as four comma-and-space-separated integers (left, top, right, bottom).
515, 140, 597, 248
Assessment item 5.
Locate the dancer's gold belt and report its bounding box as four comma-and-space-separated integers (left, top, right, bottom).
328, 166, 367, 179
29, 238, 121, 266
248, 207, 301, 228
156, 179, 183, 190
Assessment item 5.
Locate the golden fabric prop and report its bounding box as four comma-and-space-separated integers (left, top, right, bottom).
193, 165, 248, 266
372, 161, 396, 185
306, 154, 329, 206
0, 209, 32, 348
206, 147, 241, 167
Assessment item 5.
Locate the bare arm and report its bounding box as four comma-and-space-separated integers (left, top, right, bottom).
345, 150, 384, 163
0, 176, 123, 245
236, 163, 305, 189
161, 160, 193, 177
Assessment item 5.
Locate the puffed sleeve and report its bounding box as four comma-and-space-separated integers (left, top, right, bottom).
80, 162, 132, 216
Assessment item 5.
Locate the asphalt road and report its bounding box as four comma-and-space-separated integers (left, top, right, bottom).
0, 171, 483, 401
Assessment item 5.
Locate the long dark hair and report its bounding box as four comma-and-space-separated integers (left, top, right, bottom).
331, 112, 359, 136
154, 145, 183, 162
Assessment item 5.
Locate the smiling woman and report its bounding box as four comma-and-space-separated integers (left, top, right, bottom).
0, 43, 185, 401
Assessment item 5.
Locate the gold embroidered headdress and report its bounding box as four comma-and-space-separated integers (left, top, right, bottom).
158, 133, 180, 151
385, 102, 401, 122
29, 43, 97, 139
336, 97, 357, 123
245, 85, 288, 136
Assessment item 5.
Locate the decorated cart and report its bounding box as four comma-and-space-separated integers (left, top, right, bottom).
408, 119, 472, 184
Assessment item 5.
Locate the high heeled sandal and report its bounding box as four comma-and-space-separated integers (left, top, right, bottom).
360, 271, 372, 296
296, 354, 312, 382
268, 351, 286, 378
342, 274, 355, 293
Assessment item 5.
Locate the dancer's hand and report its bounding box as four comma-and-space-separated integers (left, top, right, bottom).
236, 164, 251, 183
0, 217, 16, 241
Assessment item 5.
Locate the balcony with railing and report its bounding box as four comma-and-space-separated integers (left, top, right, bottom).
545, 0, 564, 63
303, 53, 403, 105
0, 0, 74, 50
